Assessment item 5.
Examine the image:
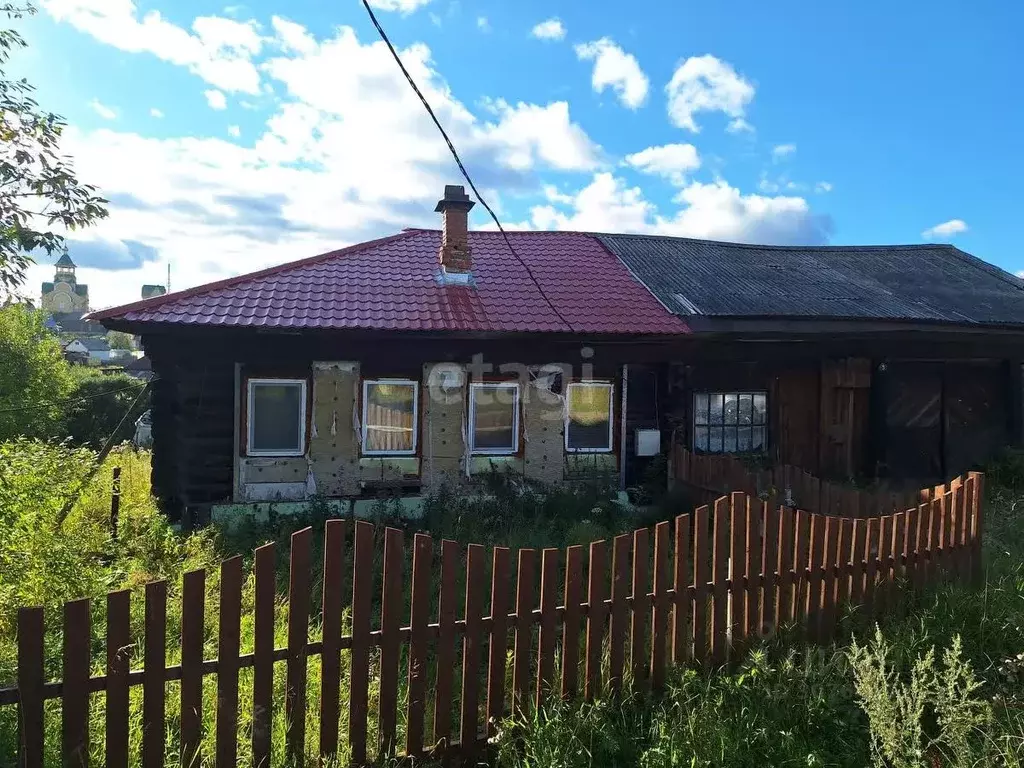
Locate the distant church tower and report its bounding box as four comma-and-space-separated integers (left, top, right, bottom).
41, 254, 89, 313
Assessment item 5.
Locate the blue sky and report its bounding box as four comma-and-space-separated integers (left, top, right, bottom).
14, 0, 1024, 308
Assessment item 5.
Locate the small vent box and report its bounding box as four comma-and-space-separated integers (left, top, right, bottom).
635, 429, 661, 457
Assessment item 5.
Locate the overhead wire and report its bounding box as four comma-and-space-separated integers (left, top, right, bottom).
0, 381, 151, 414
359, 0, 576, 333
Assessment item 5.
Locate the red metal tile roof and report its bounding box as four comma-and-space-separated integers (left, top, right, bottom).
89, 230, 688, 335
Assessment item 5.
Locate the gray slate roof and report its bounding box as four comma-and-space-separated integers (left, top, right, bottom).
597, 235, 1024, 326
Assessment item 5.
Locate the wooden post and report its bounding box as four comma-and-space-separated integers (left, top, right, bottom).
62, 599, 90, 768
17, 607, 44, 768
406, 534, 434, 755
110, 466, 121, 542
215, 558, 242, 768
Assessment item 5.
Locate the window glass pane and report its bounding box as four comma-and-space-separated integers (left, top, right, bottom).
723, 394, 738, 425
567, 383, 612, 451
738, 426, 752, 451
723, 428, 737, 453
694, 426, 709, 451
694, 394, 709, 425
738, 394, 753, 425
365, 382, 416, 453
753, 393, 767, 425
709, 394, 724, 425
251, 382, 303, 453
709, 427, 723, 453
473, 385, 517, 452
752, 426, 766, 450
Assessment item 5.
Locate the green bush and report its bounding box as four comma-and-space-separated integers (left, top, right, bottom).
62, 368, 149, 447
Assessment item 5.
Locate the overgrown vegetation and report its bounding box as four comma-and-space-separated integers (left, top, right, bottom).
0, 304, 149, 445
0, 440, 1021, 766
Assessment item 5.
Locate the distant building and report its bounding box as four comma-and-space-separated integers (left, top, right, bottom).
41, 254, 89, 313
141, 284, 167, 300
64, 337, 111, 364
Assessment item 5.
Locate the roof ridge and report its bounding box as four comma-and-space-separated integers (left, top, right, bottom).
86, 230, 419, 322
594, 231, 960, 253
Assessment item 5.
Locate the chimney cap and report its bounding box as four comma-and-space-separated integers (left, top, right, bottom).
434, 184, 475, 213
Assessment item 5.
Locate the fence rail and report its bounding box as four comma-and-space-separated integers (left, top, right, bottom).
673, 447, 940, 516
5, 473, 984, 767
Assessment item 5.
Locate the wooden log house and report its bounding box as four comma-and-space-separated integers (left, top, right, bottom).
90, 185, 1024, 524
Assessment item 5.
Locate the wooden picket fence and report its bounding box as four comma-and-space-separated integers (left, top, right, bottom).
4, 473, 984, 768
674, 447, 928, 516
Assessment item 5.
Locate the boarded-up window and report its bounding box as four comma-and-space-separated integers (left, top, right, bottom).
566, 382, 614, 452
247, 379, 307, 456
470, 382, 520, 454
362, 380, 418, 455
693, 392, 767, 453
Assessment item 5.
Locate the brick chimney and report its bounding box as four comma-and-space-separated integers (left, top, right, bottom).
435, 184, 475, 276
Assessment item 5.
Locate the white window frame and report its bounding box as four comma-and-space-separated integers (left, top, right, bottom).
469, 382, 520, 455
246, 378, 307, 457
564, 381, 615, 453
361, 379, 420, 456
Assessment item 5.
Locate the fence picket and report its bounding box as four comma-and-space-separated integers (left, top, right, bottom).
180, 570, 204, 768
711, 497, 730, 665
512, 548, 536, 714
939, 492, 953, 577
609, 534, 631, 691
433, 539, 459, 748
807, 515, 824, 640
215, 556, 242, 768
761, 501, 778, 638
692, 505, 711, 663
793, 509, 811, 628
864, 518, 880, 611
142, 581, 166, 768
914, 503, 930, 590
835, 518, 853, 616
969, 473, 984, 582
319, 519, 346, 758
536, 548, 559, 707
728, 493, 747, 655
379, 528, 405, 759
350, 521, 374, 764
487, 546, 512, 732
850, 519, 868, 604
406, 533, 434, 756
779, 506, 796, 622
252, 543, 276, 768
651, 522, 670, 692
745, 500, 760, 641
561, 545, 584, 700
460, 543, 486, 754
630, 527, 650, 690
17, 607, 44, 768
672, 514, 692, 663
585, 540, 609, 700
891, 512, 906, 587
951, 483, 966, 578
62, 598, 90, 768
105, 591, 130, 768
286, 528, 312, 764
820, 517, 839, 640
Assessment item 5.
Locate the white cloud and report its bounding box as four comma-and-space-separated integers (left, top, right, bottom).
40, 0, 263, 93
204, 89, 228, 110
726, 117, 754, 134
922, 219, 968, 239
666, 54, 755, 132
815, 181, 833, 193
574, 38, 649, 109
42, 21, 609, 308
89, 99, 117, 119
367, 0, 432, 13
623, 143, 700, 185
772, 143, 796, 161
149, 107, 164, 118
271, 15, 316, 54
531, 18, 565, 41
227, 125, 241, 138
476, 16, 490, 32
515, 172, 830, 246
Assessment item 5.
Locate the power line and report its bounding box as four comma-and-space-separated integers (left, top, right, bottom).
360, 0, 576, 333
0, 381, 152, 415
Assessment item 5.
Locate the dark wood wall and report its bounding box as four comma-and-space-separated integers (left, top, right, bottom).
140, 326, 1024, 519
